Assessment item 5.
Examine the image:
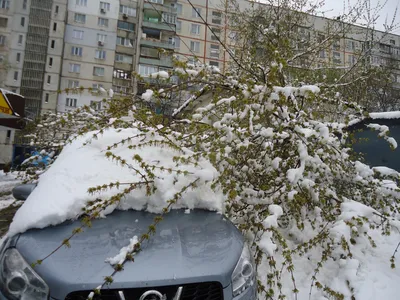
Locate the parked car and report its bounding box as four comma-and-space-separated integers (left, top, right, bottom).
0, 185, 257, 300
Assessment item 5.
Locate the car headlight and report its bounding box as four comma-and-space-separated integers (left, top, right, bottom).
0, 248, 49, 299
231, 244, 255, 297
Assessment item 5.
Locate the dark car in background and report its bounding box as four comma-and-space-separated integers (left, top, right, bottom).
347, 117, 400, 172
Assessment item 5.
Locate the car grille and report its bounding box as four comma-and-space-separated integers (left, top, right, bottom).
65, 282, 224, 300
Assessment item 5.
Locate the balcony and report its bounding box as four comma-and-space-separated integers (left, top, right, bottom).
144, 2, 177, 14
141, 38, 174, 50
139, 56, 173, 68
143, 20, 175, 32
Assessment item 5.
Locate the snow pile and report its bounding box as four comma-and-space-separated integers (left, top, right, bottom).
0, 171, 21, 211
150, 71, 169, 79
8, 128, 224, 235
141, 89, 154, 102
258, 201, 400, 300
370, 111, 400, 120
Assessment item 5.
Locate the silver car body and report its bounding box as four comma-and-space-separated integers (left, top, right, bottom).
0, 208, 257, 300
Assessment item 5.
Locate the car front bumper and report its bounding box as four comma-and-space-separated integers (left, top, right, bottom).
1, 282, 257, 300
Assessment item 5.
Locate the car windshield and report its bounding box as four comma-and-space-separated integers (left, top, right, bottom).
349, 119, 400, 172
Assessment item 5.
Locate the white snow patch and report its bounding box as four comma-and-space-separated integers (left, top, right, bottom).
142, 89, 154, 101
8, 128, 224, 235
105, 236, 138, 265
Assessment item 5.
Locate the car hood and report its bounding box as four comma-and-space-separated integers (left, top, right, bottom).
15, 209, 244, 299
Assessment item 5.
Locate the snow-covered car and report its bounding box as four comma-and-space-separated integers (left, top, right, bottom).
0, 185, 257, 300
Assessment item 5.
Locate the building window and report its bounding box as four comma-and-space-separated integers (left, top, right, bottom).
69, 63, 81, 73
98, 17, 109, 27
93, 66, 105, 76
21, 17, 25, 27
319, 50, 325, 58
390, 39, 396, 45
347, 55, 356, 66
0, 35, 5, 45
211, 28, 221, 41
49, 57, 53, 66
176, 3, 182, 15
113, 86, 128, 94
190, 41, 200, 52
170, 37, 180, 49
0, 17, 8, 27
120, 5, 136, 17
116, 36, 133, 47
22, 0, 27, 9
192, 7, 201, 18
53, 22, 57, 31
55, 5, 59, 14
113, 69, 130, 79
90, 101, 101, 111
47, 75, 51, 84
45, 93, 49, 103
332, 39, 340, 51
176, 20, 181, 32
346, 40, 355, 51
71, 46, 83, 56
18, 35, 23, 44
68, 80, 79, 88
66, 98, 77, 108
51, 40, 55, 48
139, 64, 158, 77
95, 49, 106, 59
210, 44, 219, 58
191, 24, 200, 35
162, 13, 176, 24
16, 52, 21, 62
115, 53, 133, 63
76, 0, 87, 6
117, 20, 134, 31
100, 2, 110, 11
212, 11, 222, 24
97, 33, 107, 43
92, 83, 103, 91
13, 71, 18, 80
73, 30, 83, 40
74, 13, 86, 23
333, 51, 341, 64
0, 0, 9, 9
209, 61, 219, 67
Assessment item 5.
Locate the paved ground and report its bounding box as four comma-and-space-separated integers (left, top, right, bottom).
0, 172, 22, 236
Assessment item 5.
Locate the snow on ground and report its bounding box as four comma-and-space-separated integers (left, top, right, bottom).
0, 171, 21, 210
270, 223, 400, 300
9, 128, 224, 235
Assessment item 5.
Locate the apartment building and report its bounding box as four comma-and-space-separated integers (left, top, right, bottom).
57, 0, 119, 112
174, 0, 228, 71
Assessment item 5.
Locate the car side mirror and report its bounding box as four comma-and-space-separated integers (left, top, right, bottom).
12, 184, 37, 201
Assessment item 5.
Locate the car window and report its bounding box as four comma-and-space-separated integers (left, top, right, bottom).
348, 120, 400, 172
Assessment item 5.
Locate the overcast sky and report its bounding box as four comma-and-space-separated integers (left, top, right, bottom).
321, 0, 400, 33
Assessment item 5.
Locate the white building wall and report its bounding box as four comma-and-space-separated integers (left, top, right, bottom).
0, 126, 14, 165
58, 0, 119, 113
